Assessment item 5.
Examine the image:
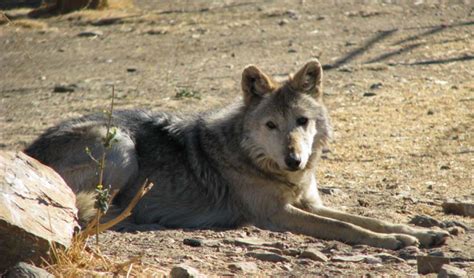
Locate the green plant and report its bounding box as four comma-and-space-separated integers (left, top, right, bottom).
175, 88, 201, 100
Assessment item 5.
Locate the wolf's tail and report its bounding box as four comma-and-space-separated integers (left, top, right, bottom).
76, 191, 97, 227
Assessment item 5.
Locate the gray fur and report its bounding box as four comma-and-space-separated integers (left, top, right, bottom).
25, 60, 449, 249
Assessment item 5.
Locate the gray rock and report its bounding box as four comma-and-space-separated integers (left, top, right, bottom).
318, 187, 342, 195
53, 83, 77, 93
183, 238, 203, 247
447, 226, 464, 236
225, 237, 270, 247
442, 220, 469, 230
442, 201, 474, 217
332, 255, 381, 264
170, 264, 206, 278
282, 248, 302, 257
246, 251, 289, 262
370, 82, 383, 90
278, 19, 289, 26
398, 246, 423, 260
437, 264, 467, 278
409, 215, 442, 228
0, 151, 78, 270
375, 253, 406, 263
228, 262, 258, 273
363, 92, 377, 97
247, 245, 283, 255
6, 262, 54, 278
77, 30, 103, 37
417, 255, 450, 274
299, 248, 328, 262
285, 10, 300, 20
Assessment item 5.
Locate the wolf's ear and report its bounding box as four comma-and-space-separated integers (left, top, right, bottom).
241, 65, 276, 105
290, 59, 323, 100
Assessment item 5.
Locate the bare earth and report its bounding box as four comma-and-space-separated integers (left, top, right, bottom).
1, 0, 473, 276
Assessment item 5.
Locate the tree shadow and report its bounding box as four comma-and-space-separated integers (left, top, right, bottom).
323, 29, 398, 71
323, 20, 473, 70
397, 54, 474, 66
393, 20, 474, 45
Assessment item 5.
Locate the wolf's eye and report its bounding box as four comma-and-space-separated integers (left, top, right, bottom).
266, 121, 277, 130
296, 117, 308, 126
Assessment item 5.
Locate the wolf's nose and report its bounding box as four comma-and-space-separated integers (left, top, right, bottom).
285, 153, 301, 171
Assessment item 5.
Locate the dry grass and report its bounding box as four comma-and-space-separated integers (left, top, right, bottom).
10, 19, 49, 29
42, 179, 156, 276
108, 0, 135, 10
44, 235, 166, 277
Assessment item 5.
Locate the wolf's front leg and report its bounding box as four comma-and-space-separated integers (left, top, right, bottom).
305, 206, 449, 248
270, 204, 419, 250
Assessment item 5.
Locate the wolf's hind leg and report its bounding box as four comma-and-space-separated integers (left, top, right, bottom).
307, 206, 449, 248
26, 125, 139, 194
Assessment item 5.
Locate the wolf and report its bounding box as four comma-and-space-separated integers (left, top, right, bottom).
25, 59, 449, 250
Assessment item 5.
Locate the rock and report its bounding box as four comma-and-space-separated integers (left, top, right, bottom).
228, 262, 258, 273
299, 248, 328, 262
247, 245, 283, 255
442, 220, 470, 230
53, 83, 77, 93
288, 48, 297, 53
6, 262, 54, 278
0, 151, 78, 270
442, 201, 474, 217
363, 92, 377, 97
285, 10, 300, 20
358, 199, 370, 207
332, 255, 381, 264
170, 264, 206, 278
318, 187, 342, 195
398, 246, 422, 260
225, 237, 270, 247
282, 248, 302, 257
77, 30, 103, 37
146, 28, 168, 35
437, 264, 467, 278
375, 253, 406, 263
263, 241, 288, 250
246, 251, 289, 262
409, 215, 442, 228
126, 67, 137, 73
183, 238, 203, 247
369, 82, 383, 90
447, 227, 465, 236
278, 19, 289, 26
417, 255, 450, 274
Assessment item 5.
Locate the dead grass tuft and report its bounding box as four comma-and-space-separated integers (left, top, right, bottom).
43, 235, 165, 276
42, 180, 156, 276
10, 19, 49, 29
108, 0, 135, 10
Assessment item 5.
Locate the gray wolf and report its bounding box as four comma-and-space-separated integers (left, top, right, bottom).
25, 59, 449, 250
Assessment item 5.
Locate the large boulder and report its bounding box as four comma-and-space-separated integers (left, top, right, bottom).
0, 151, 78, 270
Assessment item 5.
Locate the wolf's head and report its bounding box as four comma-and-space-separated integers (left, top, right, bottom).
241, 59, 332, 174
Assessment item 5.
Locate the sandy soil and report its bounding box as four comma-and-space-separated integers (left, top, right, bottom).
1, 0, 473, 276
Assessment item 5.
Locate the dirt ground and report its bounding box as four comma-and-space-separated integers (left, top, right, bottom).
1, 0, 473, 276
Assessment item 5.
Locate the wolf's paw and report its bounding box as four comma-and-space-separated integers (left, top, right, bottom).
414, 230, 450, 248
379, 234, 420, 250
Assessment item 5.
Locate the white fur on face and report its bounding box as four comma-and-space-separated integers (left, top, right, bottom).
242, 113, 318, 173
